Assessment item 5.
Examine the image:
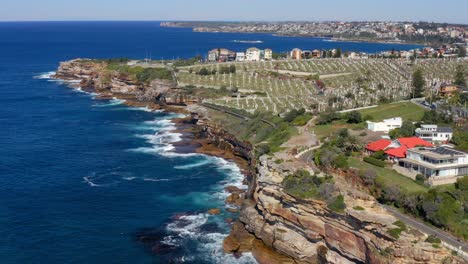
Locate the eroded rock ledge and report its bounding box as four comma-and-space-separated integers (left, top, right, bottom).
226, 156, 460, 264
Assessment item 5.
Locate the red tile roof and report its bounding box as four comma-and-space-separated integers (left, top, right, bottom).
365, 139, 392, 152
385, 146, 408, 158
397, 137, 433, 148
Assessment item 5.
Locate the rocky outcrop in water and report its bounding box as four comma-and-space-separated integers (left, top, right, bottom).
55, 59, 179, 104
225, 156, 461, 264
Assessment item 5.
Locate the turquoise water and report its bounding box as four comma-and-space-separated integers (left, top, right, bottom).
0, 21, 421, 264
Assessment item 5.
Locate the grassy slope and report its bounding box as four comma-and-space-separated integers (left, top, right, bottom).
358, 102, 426, 122
348, 157, 428, 193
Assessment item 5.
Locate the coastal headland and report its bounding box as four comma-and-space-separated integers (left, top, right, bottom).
53, 58, 465, 264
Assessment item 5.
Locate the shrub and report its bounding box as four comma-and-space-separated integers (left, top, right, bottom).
388, 228, 402, 239
291, 113, 312, 126
415, 174, 426, 185
393, 221, 407, 232
360, 169, 377, 185
328, 194, 346, 213
353, 206, 365, 211
316, 110, 341, 125
364, 156, 386, 167
425, 235, 441, 244
370, 150, 386, 161
346, 111, 362, 124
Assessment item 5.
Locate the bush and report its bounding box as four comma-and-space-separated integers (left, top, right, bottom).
416, 174, 425, 185
316, 110, 341, 125
364, 156, 386, 167
282, 170, 319, 199
291, 113, 312, 126
353, 206, 365, 211
346, 111, 362, 124
360, 169, 377, 185
393, 221, 407, 232
388, 228, 402, 239
328, 194, 346, 213
333, 155, 349, 170
371, 150, 386, 161
425, 235, 441, 244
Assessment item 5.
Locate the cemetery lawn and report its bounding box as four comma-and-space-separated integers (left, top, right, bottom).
358, 102, 426, 122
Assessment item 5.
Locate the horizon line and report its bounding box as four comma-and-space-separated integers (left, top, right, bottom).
0, 19, 467, 25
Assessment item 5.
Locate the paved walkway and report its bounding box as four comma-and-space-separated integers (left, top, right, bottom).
383, 205, 468, 258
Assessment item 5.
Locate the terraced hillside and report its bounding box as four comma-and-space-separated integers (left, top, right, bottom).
177, 59, 467, 114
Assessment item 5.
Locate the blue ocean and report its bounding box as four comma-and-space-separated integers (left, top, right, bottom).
0, 22, 421, 264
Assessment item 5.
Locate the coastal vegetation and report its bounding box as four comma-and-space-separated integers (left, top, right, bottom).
350, 156, 468, 239
106, 64, 172, 83
282, 170, 345, 213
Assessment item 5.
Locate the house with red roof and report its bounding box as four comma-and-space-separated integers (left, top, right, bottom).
365, 139, 392, 154
365, 137, 433, 162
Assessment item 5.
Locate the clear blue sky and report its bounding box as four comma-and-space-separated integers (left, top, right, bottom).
2, 0, 467, 24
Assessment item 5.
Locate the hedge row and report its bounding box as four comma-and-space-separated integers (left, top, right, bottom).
363, 156, 386, 167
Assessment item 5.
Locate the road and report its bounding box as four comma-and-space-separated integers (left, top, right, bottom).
382, 205, 468, 254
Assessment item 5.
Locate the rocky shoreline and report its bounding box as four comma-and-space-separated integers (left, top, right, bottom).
54, 59, 463, 264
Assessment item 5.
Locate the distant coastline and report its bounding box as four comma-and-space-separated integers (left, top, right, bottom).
160, 21, 432, 46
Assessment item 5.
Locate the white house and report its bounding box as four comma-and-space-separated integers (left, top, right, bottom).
236, 52, 246, 62
366, 117, 402, 133
264, 49, 273, 60
415, 124, 453, 144
246, 47, 261, 61
400, 146, 468, 185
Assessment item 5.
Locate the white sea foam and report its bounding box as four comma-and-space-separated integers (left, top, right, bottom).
164, 212, 256, 263
33, 71, 56, 79
93, 98, 126, 107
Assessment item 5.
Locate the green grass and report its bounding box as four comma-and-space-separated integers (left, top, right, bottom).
348, 157, 428, 194
358, 102, 426, 122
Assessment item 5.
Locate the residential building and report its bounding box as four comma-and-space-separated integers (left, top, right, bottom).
207, 48, 235, 62
303, 50, 312, 59
291, 48, 302, 60
236, 52, 245, 62
366, 117, 402, 133
365, 136, 433, 162
312, 49, 321, 58
400, 146, 468, 185
264, 49, 273, 60
246, 47, 261, 61
208, 49, 218, 62
415, 125, 453, 144
438, 83, 459, 97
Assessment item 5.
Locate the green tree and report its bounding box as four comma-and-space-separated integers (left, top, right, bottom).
452, 123, 468, 151
346, 111, 362, 124
458, 46, 466, 58
389, 128, 401, 139
400, 121, 416, 137
453, 65, 466, 87
334, 48, 342, 58
412, 68, 425, 98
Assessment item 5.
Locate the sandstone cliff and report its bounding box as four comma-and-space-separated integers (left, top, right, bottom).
227, 156, 461, 264
55, 59, 179, 103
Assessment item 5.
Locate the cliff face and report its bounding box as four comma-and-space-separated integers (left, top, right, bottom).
232, 156, 458, 264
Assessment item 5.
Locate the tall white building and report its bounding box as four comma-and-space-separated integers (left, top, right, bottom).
366, 117, 402, 133
246, 47, 261, 61
264, 49, 273, 60
236, 52, 245, 62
